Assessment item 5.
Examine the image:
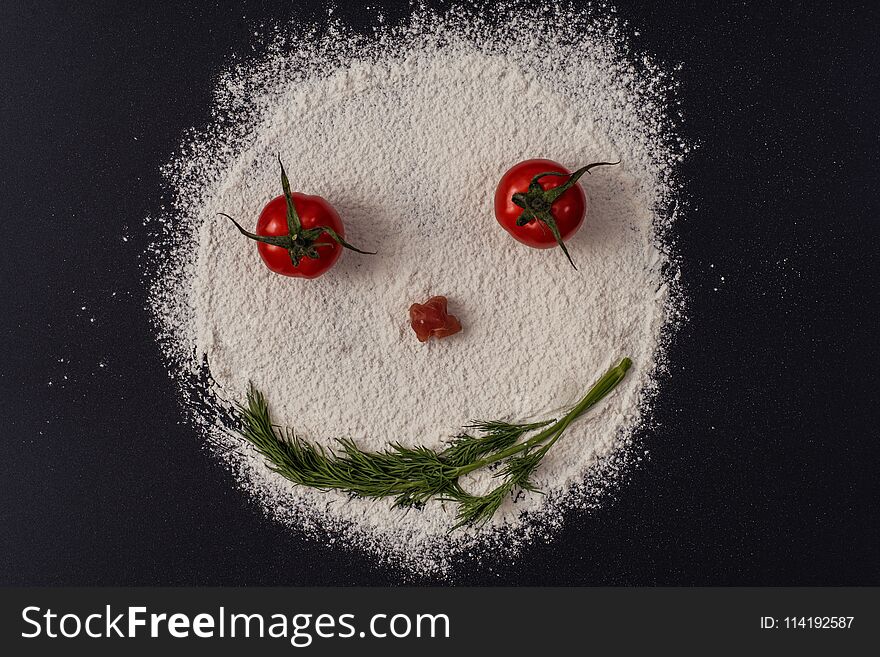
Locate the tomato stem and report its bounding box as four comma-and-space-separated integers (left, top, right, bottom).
511, 160, 620, 270
222, 213, 290, 247
278, 154, 303, 239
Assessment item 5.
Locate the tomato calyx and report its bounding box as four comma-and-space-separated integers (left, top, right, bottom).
222, 156, 375, 268
510, 160, 619, 269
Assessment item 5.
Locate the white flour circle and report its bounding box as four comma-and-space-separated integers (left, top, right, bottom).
149, 4, 686, 576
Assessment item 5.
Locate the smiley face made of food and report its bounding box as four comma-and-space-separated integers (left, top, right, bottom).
152, 7, 681, 571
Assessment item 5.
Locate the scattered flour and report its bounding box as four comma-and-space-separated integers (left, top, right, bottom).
147, 2, 687, 577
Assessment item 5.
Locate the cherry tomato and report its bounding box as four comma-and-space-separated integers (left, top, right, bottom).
493, 159, 587, 250
253, 193, 344, 279
224, 158, 373, 279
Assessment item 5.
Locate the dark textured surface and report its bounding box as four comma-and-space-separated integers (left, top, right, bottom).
1, 0, 877, 585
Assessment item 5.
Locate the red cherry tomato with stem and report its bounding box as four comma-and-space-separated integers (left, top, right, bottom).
222, 157, 374, 279
493, 158, 618, 269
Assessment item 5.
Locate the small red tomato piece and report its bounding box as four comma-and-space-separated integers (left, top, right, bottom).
408, 296, 462, 343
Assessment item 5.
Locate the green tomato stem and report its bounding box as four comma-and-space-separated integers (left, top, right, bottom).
278, 153, 303, 238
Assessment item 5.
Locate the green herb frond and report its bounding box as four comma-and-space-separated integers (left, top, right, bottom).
237, 386, 460, 506
500, 449, 546, 493
449, 448, 548, 530
442, 419, 551, 467
451, 481, 515, 530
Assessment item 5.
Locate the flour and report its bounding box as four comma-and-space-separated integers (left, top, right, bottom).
148, 2, 687, 577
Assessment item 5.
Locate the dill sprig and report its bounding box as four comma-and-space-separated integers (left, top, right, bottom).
441, 419, 553, 467
234, 357, 632, 529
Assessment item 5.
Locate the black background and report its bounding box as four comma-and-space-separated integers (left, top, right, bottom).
1, 0, 877, 585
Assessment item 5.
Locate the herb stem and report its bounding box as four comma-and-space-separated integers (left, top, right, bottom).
450, 357, 632, 477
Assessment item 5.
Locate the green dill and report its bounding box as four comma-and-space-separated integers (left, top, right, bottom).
233, 357, 632, 530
